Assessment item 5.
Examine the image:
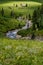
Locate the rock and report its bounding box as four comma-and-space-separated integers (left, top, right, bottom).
17, 17, 22, 21
16, 35, 22, 39
21, 36, 31, 40
35, 36, 43, 41
21, 4, 26, 7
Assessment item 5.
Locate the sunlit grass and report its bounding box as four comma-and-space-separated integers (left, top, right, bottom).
0, 38, 43, 65
0, 1, 42, 17
0, 1, 41, 7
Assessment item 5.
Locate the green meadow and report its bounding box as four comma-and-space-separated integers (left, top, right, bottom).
0, 1, 43, 65
0, 1, 41, 16
0, 38, 43, 65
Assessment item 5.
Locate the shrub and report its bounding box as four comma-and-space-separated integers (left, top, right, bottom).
17, 28, 32, 37
0, 18, 25, 34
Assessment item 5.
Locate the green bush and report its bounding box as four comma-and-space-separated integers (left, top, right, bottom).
0, 18, 25, 33
17, 28, 32, 37
35, 30, 43, 36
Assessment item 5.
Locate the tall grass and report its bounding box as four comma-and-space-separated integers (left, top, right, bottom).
0, 38, 43, 65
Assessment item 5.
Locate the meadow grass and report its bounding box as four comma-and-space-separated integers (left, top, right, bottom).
0, 1, 41, 6
0, 38, 43, 65
0, 0, 43, 3
0, 1, 41, 17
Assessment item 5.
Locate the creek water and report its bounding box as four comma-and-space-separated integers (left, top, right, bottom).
6, 20, 32, 39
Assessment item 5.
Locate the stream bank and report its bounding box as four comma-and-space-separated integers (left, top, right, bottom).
6, 19, 32, 39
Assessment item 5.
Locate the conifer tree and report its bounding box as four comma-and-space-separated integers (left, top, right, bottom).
1, 8, 4, 16
29, 14, 31, 20
32, 10, 38, 30
10, 10, 14, 17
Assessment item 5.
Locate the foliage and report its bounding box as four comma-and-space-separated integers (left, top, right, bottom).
0, 18, 25, 33
17, 28, 43, 37
17, 28, 32, 37
0, 1, 41, 35
32, 4, 43, 30
10, 10, 15, 17
39, 4, 43, 29
29, 14, 31, 20
0, 38, 43, 65
32, 9, 39, 30
1, 8, 4, 16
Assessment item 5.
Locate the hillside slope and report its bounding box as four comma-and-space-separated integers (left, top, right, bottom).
0, 0, 43, 3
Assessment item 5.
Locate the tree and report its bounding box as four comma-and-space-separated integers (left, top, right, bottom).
16, 4, 18, 7
39, 4, 43, 29
31, 32, 35, 40
29, 14, 31, 20
32, 4, 43, 30
26, 4, 28, 7
32, 9, 40, 30
18, 23, 22, 28
32, 10, 37, 30
10, 10, 14, 17
40, 4, 43, 15
1, 8, 4, 16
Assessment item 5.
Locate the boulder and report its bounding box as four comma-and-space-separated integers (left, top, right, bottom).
16, 35, 22, 39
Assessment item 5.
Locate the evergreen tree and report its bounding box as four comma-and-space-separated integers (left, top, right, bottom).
40, 4, 43, 15
26, 4, 28, 7
39, 4, 43, 29
16, 4, 18, 7
29, 14, 31, 20
31, 32, 35, 40
1, 8, 4, 16
18, 23, 22, 28
10, 10, 14, 17
32, 10, 38, 30
32, 4, 43, 30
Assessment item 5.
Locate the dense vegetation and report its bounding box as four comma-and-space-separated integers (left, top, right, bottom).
0, 1, 41, 37
32, 4, 43, 30
17, 28, 32, 37
0, 38, 43, 65
0, 18, 25, 32
18, 29, 43, 37
0, 1, 43, 65
17, 4, 43, 37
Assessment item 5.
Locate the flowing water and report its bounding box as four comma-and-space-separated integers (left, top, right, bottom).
6, 19, 32, 39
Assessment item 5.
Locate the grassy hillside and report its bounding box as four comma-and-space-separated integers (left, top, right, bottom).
0, 38, 43, 65
0, 0, 43, 3
0, 1, 41, 34
0, 1, 41, 17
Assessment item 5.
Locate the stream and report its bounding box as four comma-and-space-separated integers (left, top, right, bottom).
6, 20, 32, 39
